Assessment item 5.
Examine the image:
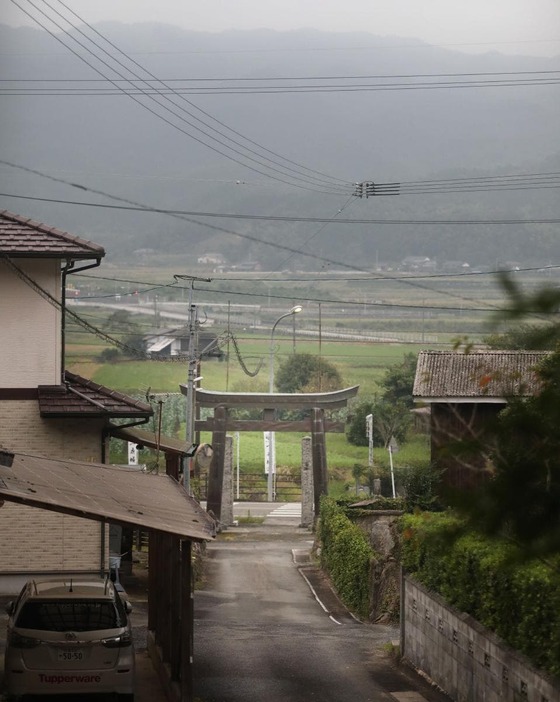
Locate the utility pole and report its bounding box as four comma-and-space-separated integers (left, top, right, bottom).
185, 300, 198, 449
174, 274, 212, 491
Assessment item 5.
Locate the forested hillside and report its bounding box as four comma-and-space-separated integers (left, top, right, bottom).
0, 22, 558, 268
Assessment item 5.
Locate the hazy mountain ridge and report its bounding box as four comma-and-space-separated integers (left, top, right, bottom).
0, 22, 558, 268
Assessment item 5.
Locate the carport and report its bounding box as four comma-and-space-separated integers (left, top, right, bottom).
0, 448, 216, 702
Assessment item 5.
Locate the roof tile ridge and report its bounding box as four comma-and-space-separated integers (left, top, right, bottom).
64, 370, 151, 412
0, 210, 105, 255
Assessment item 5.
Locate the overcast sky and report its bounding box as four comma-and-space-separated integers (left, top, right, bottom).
2, 0, 560, 57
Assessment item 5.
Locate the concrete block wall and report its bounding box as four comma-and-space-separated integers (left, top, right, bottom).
0, 505, 104, 572
0, 400, 108, 582
403, 576, 560, 702
0, 401, 103, 461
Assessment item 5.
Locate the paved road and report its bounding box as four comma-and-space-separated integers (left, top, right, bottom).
193, 523, 450, 702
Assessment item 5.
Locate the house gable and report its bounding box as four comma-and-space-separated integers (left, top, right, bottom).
0, 210, 105, 260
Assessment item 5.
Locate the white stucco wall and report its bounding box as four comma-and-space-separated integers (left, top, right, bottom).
0, 258, 61, 387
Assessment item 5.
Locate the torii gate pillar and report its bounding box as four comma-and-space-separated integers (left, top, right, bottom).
301, 436, 314, 528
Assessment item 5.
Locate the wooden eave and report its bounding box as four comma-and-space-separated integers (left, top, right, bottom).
0, 450, 215, 542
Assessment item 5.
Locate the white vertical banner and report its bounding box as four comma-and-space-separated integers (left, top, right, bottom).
127, 442, 138, 465
366, 413, 373, 469
263, 431, 276, 475
235, 432, 240, 500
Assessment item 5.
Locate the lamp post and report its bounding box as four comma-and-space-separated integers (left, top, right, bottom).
267, 305, 303, 501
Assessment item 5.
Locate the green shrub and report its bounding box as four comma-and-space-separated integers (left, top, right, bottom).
318, 497, 375, 619
399, 462, 443, 512
399, 512, 560, 677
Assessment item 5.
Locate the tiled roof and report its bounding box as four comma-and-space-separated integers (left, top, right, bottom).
38, 371, 152, 418
0, 210, 105, 259
413, 350, 548, 400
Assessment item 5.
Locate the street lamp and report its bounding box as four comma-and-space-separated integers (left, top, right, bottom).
267, 305, 303, 501
269, 305, 303, 392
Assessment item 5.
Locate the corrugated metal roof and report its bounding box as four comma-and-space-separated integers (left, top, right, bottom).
413, 350, 548, 400
147, 337, 174, 353
0, 451, 215, 542
0, 210, 105, 259
38, 371, 152, 418
109, 425, 192, 456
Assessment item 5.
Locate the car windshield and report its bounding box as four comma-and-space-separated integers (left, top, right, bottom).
15, 600, 124, 632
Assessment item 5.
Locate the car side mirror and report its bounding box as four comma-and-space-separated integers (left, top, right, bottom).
5, 601, 14, 616
124, 600, 133, 614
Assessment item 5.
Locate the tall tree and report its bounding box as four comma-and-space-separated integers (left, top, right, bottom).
346, 397, 411, 448
275, 353, 342, 393
379, 352, 418, 407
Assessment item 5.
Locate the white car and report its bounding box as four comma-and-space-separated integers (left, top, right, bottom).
4, 577, 135, 700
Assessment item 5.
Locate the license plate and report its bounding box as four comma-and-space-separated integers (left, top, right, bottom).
57, 649, 84, 662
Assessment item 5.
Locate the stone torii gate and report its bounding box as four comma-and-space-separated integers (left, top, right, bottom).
190, 386, 359, 526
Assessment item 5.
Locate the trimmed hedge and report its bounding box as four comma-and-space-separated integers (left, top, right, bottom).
400, 512, 560, 677
318, 497, 375, 619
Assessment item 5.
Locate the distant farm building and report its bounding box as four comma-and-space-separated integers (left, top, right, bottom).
145, 327, 224, 360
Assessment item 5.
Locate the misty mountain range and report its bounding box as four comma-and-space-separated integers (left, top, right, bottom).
0, 22, 558, 269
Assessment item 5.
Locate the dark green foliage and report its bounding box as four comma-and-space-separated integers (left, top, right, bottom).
122, 333, 146, 357
275, 353, 342, 393
346, 400, 378, 447
444, 348, 560, 559
399, 513, 560, 676
484, 323, 559, 350
399, 462, 443, 512
346, 353, 416, 447
450, 276, 560, 558
457, 373, 560, 557
346, 397, 411, 447
98, 347, 120, 362
103, 309, 138, 331
318, 497, 375, 619
379, 352, 418, 408
485, 272, 560, 350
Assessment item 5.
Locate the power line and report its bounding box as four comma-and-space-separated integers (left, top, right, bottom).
8, 0, 350, 194
4, 69, 559, 82
4, 79, 558, 94
2, 70, 559, 95
73, 274, 506, 314
0, 158, 551, 311
353, 172, 560, 198
75, 263, 560, 289
2, 191, 558, 223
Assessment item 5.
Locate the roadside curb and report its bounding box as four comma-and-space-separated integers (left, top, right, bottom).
292, 549, 363, 626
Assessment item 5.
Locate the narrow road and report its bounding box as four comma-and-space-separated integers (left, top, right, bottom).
193, 524, 448, 702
